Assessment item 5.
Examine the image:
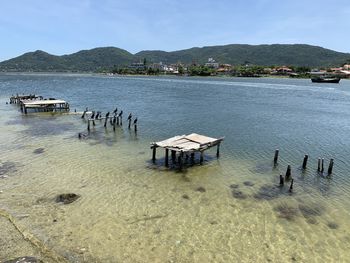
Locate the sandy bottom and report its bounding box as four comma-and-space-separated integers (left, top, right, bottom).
1, 111, 350, 262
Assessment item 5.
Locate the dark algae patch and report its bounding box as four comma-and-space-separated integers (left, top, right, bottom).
4, 257, 42, 263
231, 189, 248, 199
33, 148, 45, 154
327, 222, 339, 229
55, 193, 80, 204
274, 202, 300, 221
254, 184, 285, 200
243, 181, 254, 187
196, 187, 206, 193
0, 161, 17, 177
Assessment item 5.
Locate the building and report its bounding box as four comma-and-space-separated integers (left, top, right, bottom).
204, 58, 219, 69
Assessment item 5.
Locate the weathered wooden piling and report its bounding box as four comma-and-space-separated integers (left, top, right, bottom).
279, 174, 284, 186
91, 111, 95, 119
171, 150, 176, 163
321, 158, 324, 173
128, 113, 132, 129
317, 158, 321, 172
190, 152, 195, 164
113, 116, 116, 131
152, 146, 157, 163
302, 154, 308, 169
87, 120, 91, 131
165, 149, 169, 167
216, 143, 221, 157
134, 118, 138, 132
81, 108, 88, 119
328, 159, 334, 175
285, 165, 291, 180
119, 110, 123, 125
200, 151, 204, 165
179, 151, 184, 171
273, 149, 279, 165
289, 179, 294, 192
104, 112, 110, 128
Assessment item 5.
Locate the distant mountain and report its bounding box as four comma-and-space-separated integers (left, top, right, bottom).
136, 44, 350, 67
1, 44, 349, 72
0, 47, 134, 72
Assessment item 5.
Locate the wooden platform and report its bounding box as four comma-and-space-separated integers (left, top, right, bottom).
20, 99, 69, 114
151, 133, 224, 168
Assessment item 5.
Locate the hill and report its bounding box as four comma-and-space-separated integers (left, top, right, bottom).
1, 44, 349, 72
0, 47, 134, 72
135, 44, 350, 67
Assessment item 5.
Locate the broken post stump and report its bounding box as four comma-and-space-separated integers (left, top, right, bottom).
328, 159, 334, 175
279, 174, 284, 186
165, 149, 169, 167
104, 112, 110, 128
273, 149, 279, 165
285, 165, 291, 180
321, 158, 324, 173
289, 179, 294, 192
302, 154, 308, 169
317, 158, 321, 172
152, 146, 157, 163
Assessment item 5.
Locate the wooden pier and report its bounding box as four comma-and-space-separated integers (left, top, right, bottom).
9, 94, 69, 114
151, 133, 224, 169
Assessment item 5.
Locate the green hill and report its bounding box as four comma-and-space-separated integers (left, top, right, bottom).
136, 44, 350, 67
0, 47, 134, 72
1, 44, 349, 72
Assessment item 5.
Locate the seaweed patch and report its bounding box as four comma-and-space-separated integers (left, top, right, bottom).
0, 161, 17, 177
274, 202, 300, 221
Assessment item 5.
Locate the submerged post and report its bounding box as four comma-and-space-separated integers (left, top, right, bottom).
171, 150, 176, 163
302, 154, 308, 169
134, 118, 138, 132
165, 149, 169, 167
216, 143, 220, 158
200, 151, 204, 165
285, 165, 291, 180
321, 158, 324, 173
104, 112, 110, 128
128, 113, 132, 129
190, 152, 195, 164
279, 174, 284, 186
289, 179, 294, 192
152, 146, 157, 163
328, 159, 334, 175
87, 120, 90, 131
317, 158, 321, 172
273, 149, 279, 165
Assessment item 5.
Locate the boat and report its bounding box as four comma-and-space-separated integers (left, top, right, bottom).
311, 76, 340, 83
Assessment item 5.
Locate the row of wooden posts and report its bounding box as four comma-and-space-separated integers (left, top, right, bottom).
81, 108, 138, 132
273, 149, 334, 175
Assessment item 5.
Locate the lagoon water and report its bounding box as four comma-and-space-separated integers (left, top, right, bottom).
1, 73, 350, 262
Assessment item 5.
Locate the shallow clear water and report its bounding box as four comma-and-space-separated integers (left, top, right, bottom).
0, 73, 350, 262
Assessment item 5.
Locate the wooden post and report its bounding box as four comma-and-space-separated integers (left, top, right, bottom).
24, 106, 27, 114
285, 165, 291, 180
104, 112, 110, 128
81, 109, 87, 119
190, 152, 195, 164
289, 179, 294, 192
317, 158, 321, 172
171, 150, 176, 163
87, 120, 90, 131
113, 116, 116, 131
134, 118, 138, 132
152, 146, 157, 163
216, 143, 220, 158
328, 159, 334, 175
321, 158, 324, 173
165, 149, 169, 167
200, 151, 204, 165
179, 151, 184, 171
279, 174, 284, 186
273, 149, 279, 165
128, 113, 132, 129
302, 154, 308, 169
117, 116, 120, 125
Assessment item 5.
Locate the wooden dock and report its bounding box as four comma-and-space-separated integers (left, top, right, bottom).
151, 133, 224, 169
20, 99, 69, 114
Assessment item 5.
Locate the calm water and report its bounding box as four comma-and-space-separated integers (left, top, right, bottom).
1, 73, 350, 262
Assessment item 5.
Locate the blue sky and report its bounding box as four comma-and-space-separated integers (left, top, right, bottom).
0, 0, 349, 61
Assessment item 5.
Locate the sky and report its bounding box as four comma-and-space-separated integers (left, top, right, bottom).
0, 0, 349, 61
